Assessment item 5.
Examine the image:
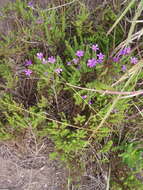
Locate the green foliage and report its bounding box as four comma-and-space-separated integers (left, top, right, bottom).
100, 140, 113, 153
120, 142, 143, 171
111, 174, 143, 190
41, 122, 88, 162
0, 1, 143, 188
110, 142, 143, 190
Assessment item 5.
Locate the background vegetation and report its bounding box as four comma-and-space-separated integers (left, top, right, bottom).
0, 0, 143, 189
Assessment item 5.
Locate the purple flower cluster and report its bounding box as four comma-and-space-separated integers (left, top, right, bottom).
23, 44, 105, 77
113, 47, 131, 63
66, 44, 104, 68
24, 59, 33, 77
87, 44, 105, 68
23, 52, 59, 76
119, 47, 131, 56
37, 53, 61, 74
67, 50, 84, 66
112, 47, 138, 72
37, 53, 56, 64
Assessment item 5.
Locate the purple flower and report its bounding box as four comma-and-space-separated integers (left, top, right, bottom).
97, 52, 105, 60
82, 95, 87, 99
119, 47, 131, 56
24, 69, 32, 76
37, 52, 43, 60
88, 100, 92, 105
87, 58, 97, 68
76, 50, 84, 57
28, 1, 34, 8
67, 61, 71, 65
42, 58, 48, 64
92, 44, 99, 52
126, 47, 131, 54
122, 65, 126, 72
119, 49, 126, 56
73, 58, 79, 64
25, 60, 32, 66
113, 57, 120, 62
130, 57, 138, 64
97, 59, 104, 64
55, 68, 62, 74
48, 56, 56, 64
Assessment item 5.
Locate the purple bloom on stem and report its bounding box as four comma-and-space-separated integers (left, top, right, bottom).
92, 44, 99, 52
82, 95, 87, 99
88, 100, 92, 105
97, 59, 104, 64
119, 47, 131, 56
76, 50, 84, 57
25, 60, 32, 66
67, 61, 71, 65
28, 1, 34, 8
97, 52, 105, 60
55, 68, 62, 74
48, 56, 56, 64
130, 57, 138, 64
122, 65, 126, 72
119, 50, 124, 56
42, 58, 48, 64
113, 57, 120, 62
37, 52, 43, 60
73, 58, 79, 64
97, 52, 105, 64
24, 69, 32, 76
87, 58, 97, 68
126, 47, 131, 54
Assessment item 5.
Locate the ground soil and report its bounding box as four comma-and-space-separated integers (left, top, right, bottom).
0, 139, 106, 190
0, 141, 68, 190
